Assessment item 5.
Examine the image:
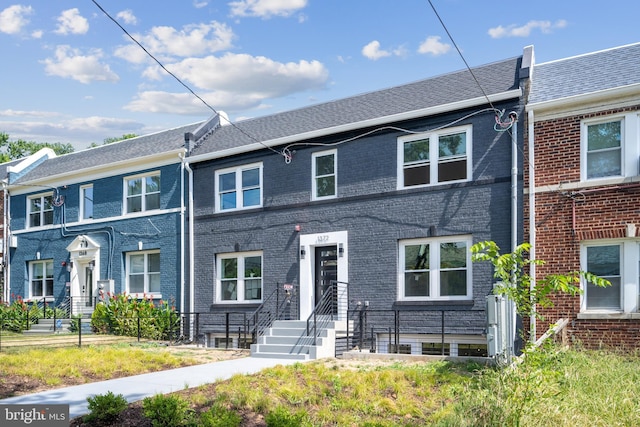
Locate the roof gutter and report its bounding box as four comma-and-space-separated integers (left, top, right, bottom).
187, 89, 522, 163
526, 83, 640, 113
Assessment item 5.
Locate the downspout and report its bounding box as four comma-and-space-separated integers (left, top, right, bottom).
179, 154, 185, 329
510, 112, 518, 360
528, 109, 537, 342
2, 182, 8, 303
181, 143, 195, 342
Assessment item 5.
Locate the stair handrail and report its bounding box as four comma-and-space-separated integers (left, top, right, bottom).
306, 281, 336, 345
57, 296, 72, 318
250, 283, 298, 341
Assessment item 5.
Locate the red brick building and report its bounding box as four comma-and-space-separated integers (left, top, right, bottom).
526, 43, 640, 348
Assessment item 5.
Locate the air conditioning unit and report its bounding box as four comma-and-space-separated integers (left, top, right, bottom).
9, 235, 17, 248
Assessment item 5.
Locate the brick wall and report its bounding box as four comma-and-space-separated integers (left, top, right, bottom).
524, 105, 640, 349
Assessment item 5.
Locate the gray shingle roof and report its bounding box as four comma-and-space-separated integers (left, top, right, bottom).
529, 42, 640, 105
190, 56, 523, 156
8, 123, 199, 184
7, 55, 523, 184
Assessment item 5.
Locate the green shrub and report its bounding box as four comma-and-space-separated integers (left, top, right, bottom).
142, 394, 194, 427
199, 403, 242, 427
0, 297, 30, 332
90, 292, 180, 340
265, 405, 309, 427
84, 391, 128, 423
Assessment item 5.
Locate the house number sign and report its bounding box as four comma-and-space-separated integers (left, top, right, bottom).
316, 235, 330, 243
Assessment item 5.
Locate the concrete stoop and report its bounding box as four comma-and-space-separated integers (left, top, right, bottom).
23, 318, 74, 335
250, 320, 336, 360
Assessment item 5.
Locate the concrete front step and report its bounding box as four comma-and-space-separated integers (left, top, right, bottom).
251, 351, 309, 361
251, 319, 336, 360
24, 318, 73, 334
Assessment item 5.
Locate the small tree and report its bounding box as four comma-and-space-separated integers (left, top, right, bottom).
471, 241, 610, 342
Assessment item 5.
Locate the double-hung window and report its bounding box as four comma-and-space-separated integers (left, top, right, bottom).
583, 244, 621, 310
584, 118, 623, 179
399, 236, 472, 301
398, 125, 471, 189
30, 260, 53, 298
217, 252, 263, 303
312, 150, 337, 200
215, 163, 262, 212
28, 193, 54, 227
80, 184, 94, 221
127, 250, 161, 295
125, 173, 160, 214
581, 113, 640, 181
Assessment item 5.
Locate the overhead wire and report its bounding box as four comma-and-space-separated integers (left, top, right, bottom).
89, 0, 284, 159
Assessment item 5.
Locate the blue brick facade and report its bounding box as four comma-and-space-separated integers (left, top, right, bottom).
7, 163, 184, 308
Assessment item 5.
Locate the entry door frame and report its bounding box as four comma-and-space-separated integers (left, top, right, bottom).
299, 230, 348, 320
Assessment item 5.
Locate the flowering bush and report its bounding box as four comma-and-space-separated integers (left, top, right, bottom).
0, 296, 37, 332
90, 292, 180, 340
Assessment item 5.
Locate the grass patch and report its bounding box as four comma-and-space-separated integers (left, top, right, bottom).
0, 343, 199, 394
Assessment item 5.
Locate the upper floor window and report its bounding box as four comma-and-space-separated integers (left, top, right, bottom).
215, 163, 262, 212
398, 125, 471, 189
398, 236, 472, 301
80, 184, 93, 221
584, 119, 622, 179
312, 149, 337, 200
30, 260, 53, 298
216, 251, 263, 303
126, 250, 161, 295
28, 193, 54, 228
125, 173, 160, 214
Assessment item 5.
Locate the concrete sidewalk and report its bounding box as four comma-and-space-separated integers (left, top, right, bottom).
0, 357, 303, 420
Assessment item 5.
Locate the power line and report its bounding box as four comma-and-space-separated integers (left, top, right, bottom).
427, 0, 498, 113
90, 0, 284, 157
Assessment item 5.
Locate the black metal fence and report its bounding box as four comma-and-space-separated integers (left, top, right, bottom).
340, 308, 487, 356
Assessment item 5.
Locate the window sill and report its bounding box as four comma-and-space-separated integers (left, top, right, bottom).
577, 312, 640, 320
394, 300, 474, 309
129, 293, 162, 300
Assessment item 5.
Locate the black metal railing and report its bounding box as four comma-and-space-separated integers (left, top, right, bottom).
306, 282, 336, 345
250, 283, 299, 341
342, 308, 485, 356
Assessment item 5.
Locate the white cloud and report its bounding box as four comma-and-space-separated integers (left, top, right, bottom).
193, 1, 209, 8
55, 8, 89, 35
488, 19, 568, 38
124, 90, 262, 115
362, 40, 391, 60
229, 0, 308, 18
0, 109, 61, 118
0, 116, 145, 148
162, 52, 328, 95
417, 36, 451, 56
31, 29, 43, 39
114, 21, 235, 63
116, 9, 137, 25
41, 45, 119, 84
0, 5, 33, 35
126, 52, 329, 114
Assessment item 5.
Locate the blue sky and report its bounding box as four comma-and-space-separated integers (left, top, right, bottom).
1, 0, 638, 151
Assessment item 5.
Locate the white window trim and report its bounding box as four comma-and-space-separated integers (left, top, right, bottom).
27, 192, 54, 229
580, 112, 640, 182
398, 235, 473, 301
312, 149, 337, 201
397, 124, 472, 190
29, 259, 54, 300
125, 250, 162, 297
214, 163, 263, 213
580, 239, 639, 314
80, 184, 93, 222
123, 171, 161, 215
215, 251, 263, 304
